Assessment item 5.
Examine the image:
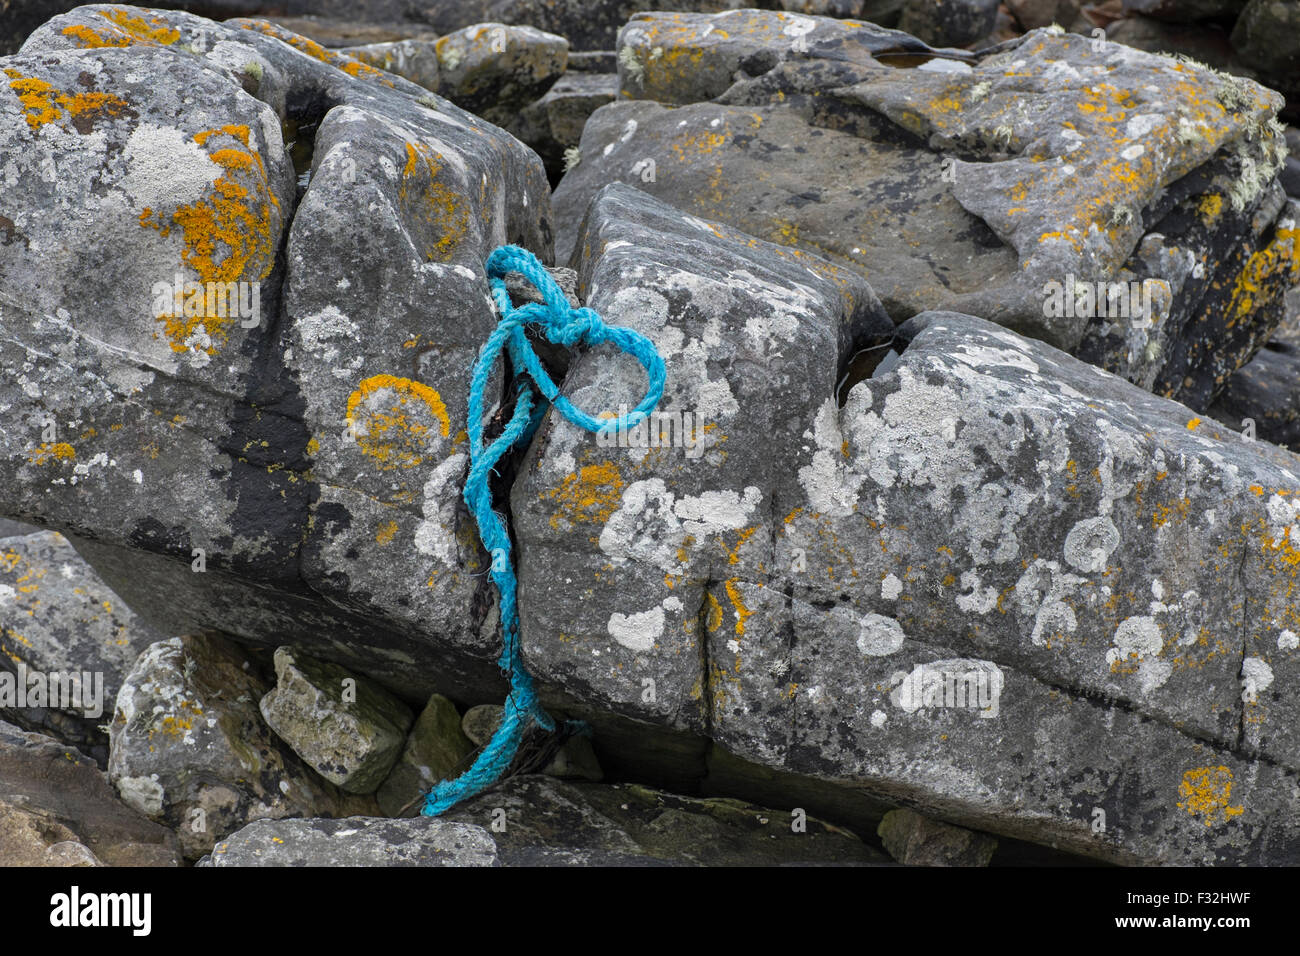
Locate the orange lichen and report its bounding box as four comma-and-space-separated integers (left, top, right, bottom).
542, 462, 626, 529
3, 68, 129, 132
139, 125, 278, 354
344, 374, 451, 472
399, 142, 469, 262
1176, 766, 1245, 826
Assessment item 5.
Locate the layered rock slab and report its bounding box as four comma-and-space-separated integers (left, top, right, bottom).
556, 13, 1298, 408
517, 183, 1300, 864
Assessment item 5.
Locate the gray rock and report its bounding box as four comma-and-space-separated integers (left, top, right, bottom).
109, 634, 373, 859
1232, 0, 1300, 94
461, 702, 504, 747
0, 530, 166, 760
260, 647, 415, 795
1209, 297, 1300, 452
0, 519, 38, 538
1005, 0, 1087, 31
515, 182, 1300, 863
441, 776, 888, 865
877, 808, 998, 865
2, 5, 552, 703
898, 0, 1000, 46
513, 71, 617, 179
1123, 0, 1249, 19
559, 17, 1295, 407
459, 702, 603, 781
615, 9, 961, 106
200, 815, 498, 866
0, 719, 180, 866
376, 693, 474, 817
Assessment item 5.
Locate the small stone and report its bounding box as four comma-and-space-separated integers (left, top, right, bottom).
376, 694, 475, 817
260, 647, 415, 796
877, 809, 998, 866
461, 703, 503, 747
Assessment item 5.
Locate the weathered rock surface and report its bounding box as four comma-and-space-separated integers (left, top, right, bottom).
1231, 0, 1300, 83
200, 815, 499, 866
376, 693, 474, 816
1209, 297, 1300, 451
445, 776, 889, 865
0, 718, 180, 866
877, 808, 998, 865
1123, 0, 1249, 20
0, 530, 166, 761
898, 0, 1000, 46
109, 633, 373, 859
558, 13, 1297, 408
514, 182, 1300, 864
260, 646, 414, 794
513, 71, 618, 180
1, 5, 553, 702
344, 23, 569, 128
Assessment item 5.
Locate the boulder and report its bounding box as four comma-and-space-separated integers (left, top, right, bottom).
514, 182, 1300, 864
440, 775, 890, 865
108, 633, 373, 859
556, 13, 1297, 408
0, 718, 180, 866
1, 5, 552, 702
898, 0, 1001, 46
200, 815, 499, 865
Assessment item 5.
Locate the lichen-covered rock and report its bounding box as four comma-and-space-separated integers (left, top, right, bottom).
343, 23, 568, 128
376, 693, 474, 817
259, 647, 414, 795
516, 182, 1300, 864
200, 815, 498, 866
513, 71, 617, 180
108, 633, 373, 859
515, 183, 892, 738
1209, 298, 1300, 452
898, 0, 1000, 47
558, 14, 1297, 408
877, 808, 998, 865
441, 776, 888, 865
615, 9, 960, 106
0, 5, 553, 702
0, 530, 167, 761
0, 719, 180, 866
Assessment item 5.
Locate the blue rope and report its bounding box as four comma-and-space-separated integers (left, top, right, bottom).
421, 245, 666, 816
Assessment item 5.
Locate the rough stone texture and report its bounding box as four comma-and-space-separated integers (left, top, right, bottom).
259, 646, 414, 794
615, 9, 962, 106
376, 693, 474, 816
0, 718, 180, 866
441, 775, 889, 865
515, 182, 891, 737
1231, 0, 1300, 83
898, 0, 1001, 47
108, 633, 373, 859
200, 815, 499, 865
513, 70, 618, 180
1, 5, 553, 703
1006, 0, 1087, 31
557, 14, 1297, 408
0, 529, 166, 761
1123, 0, 1249, 19
0, 519, 38, 537
877, 807, 998, 865
344, 23, 568, 129
514, 182, 1300, 864
1209, 297, 1300, 451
